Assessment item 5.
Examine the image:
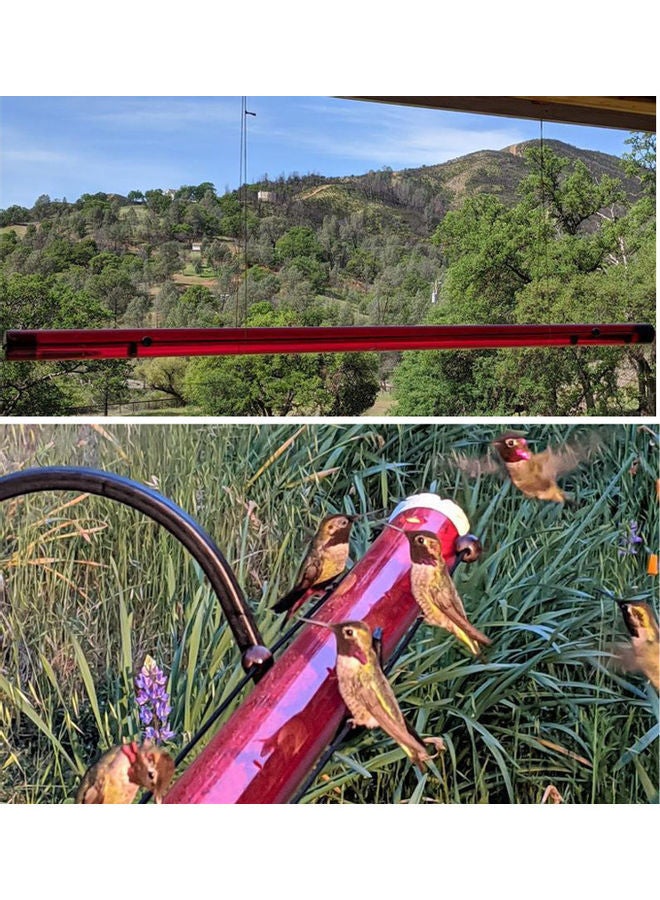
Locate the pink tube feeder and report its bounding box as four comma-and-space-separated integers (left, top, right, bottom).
165, 494, 476, 804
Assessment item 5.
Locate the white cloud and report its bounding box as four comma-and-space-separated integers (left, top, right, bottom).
3, 147, 73, 164
273, 121, 529, 168
87, 97, 240, 131
258, 98, 530, 168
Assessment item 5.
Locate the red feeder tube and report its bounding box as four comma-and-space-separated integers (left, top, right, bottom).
3, 323, 654, 361
164, 494, 470, 804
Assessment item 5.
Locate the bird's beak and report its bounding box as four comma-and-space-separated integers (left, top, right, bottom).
300, 617, 333, 629
384, 522, 405, 534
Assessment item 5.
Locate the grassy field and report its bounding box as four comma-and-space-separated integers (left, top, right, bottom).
0, 224, 28, 237
363, 389, 396, 416
0, 422, 657, 803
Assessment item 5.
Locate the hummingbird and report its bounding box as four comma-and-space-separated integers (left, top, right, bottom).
75, 741, 175, 804
406, 530, 491, 655
272, 514, 356, 621
540, 784, 564, 804
303, 617, 443, 771
611, 600, 659, 691
455, 430, 602, 504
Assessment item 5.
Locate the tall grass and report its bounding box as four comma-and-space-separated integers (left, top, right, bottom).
0, 422, 657, 803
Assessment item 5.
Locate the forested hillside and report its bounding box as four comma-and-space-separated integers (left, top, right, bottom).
0, 136, 655, 415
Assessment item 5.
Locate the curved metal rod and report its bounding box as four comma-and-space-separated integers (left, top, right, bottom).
0, 466, 272, 677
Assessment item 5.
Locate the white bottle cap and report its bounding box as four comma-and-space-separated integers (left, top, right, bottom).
388, 493, 470, 536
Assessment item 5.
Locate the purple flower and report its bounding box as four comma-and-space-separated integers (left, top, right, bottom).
155, 699, 171, 720
145, 724, 177, 743
618, 520, 644, 557
134, 655, 176, 744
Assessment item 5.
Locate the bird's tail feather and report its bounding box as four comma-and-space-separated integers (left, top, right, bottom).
455, 621, 491, 655
272, 587, 306, 615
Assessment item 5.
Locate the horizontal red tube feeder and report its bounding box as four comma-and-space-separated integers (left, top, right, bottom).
164, 494, 470, 804
3, 323, 654, 361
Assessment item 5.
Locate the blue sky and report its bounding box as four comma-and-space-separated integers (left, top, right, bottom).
0, 96, 636, 210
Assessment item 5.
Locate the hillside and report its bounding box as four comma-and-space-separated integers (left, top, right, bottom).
252, 139, 642, 237
0, 135, 654, 417
1, 139, 640, 244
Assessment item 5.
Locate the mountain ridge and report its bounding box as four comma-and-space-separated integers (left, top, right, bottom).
270, 138, 640, 236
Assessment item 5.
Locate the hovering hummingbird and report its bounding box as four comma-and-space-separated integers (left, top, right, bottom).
76, 741, 175, 804
406, 530, 491, 655
272, 514, 356, 621
611, 600, 659, 691
455, 430, 602, 504
303, 618, 443, 771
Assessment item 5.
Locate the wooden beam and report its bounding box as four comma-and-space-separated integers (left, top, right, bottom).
343, 96, 656, 133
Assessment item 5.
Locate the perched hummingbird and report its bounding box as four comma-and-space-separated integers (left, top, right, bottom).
303, 618, 443, 771
455, 430, 602, 504
612, 600, 659, 691
406, 530, 491, 655
272, 514, 356, 621
76, 741, 175, 804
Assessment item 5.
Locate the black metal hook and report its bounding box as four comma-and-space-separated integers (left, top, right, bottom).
0, 466, 273, 677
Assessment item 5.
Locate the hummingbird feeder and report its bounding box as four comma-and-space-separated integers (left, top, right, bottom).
0, 470, 480, 803
3, 322, 655, 360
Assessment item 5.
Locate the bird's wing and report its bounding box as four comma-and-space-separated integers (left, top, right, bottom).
438, 598, 492, 647
357, 668, 429, 759
77, 776, 103, 804
451, 450, 502, 478
608, 642, 641, 675
436, 568, 468, 619
544, 431, 604, 478
296, 550, 323, 590
272, 548, 323, 612
431, 570, 492, 646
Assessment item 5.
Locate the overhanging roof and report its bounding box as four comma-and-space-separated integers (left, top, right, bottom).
343, 96, 656, 133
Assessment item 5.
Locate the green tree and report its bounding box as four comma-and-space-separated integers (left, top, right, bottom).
621, 132, 656, 199
166, 284, 221, 327
520, 147, 623, 235
151, 241, 183, 280
275, 225, 324, 263
0, 205, 31, 227
0, 272, 115, 414
393, 145, 654, 415
0, 230, 19, 261
323, 352, 380, 415
217, 193, 243, 237
135, 357, 188, 405
281, 255, 328, 293
144, 189, 171, 214
182, 303, 326, 415
182, 303, 379, 415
